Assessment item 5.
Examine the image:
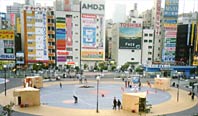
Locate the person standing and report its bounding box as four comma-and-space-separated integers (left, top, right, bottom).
117, 99, 122, 110
113, 97, 117, 110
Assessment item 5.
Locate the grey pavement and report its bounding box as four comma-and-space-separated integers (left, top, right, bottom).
0, 73, 198, 116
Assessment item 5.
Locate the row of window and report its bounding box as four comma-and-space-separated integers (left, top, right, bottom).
144, 33, 153, 37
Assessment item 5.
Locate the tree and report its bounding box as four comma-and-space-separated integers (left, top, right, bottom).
0, 102, 15, 116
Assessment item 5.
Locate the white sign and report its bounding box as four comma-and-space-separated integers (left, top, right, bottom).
81, 0, 105, 15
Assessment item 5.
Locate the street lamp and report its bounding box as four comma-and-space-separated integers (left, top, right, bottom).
176, 71, 180, 102
3, 65, 7, 96
96, 76, 100, 113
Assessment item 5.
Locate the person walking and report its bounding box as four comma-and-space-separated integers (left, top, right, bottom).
113, 97, 117, 110
73, 95, 78, 103
60, 82, 62, 88
117, 99, 122, 110
192, 92, 195, 100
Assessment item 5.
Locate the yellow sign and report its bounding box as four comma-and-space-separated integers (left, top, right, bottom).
164, 24, 177, 28
81, 51, 104, 61
0, 30, 14, 40
56, 23, 66, 29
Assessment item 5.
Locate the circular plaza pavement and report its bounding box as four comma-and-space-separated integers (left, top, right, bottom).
40, 82, 171, 109
0, 79, 198, 116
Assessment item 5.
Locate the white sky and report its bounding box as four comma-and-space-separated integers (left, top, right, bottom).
0, 0, 198, 19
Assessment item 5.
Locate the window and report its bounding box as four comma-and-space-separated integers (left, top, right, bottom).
148, 58, 152, 60
158, 54, 160, 57
67, 56, 73, 60
66, 48, 72, 51
159, 40, 161, 43
75, 49, 78, 51
148, 46, 152, 49
132, 21, 136, 23
75, 24, 78, 26
148, 52, 152, 55
131, 58, 134, 60
131, 50, 134, 52
149, 34, 153, 37
75, 41, 78, 43
158, 47, 160, 50
144, 33, 148, 36
149, 40, 152, 43
144, 40, 148, 42
75, 57, 78, 59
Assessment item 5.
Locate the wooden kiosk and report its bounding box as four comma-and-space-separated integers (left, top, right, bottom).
24, 76, 43, 89
154, 77, 171, 90
13, 87, 40, 107
122, 92, 147, 113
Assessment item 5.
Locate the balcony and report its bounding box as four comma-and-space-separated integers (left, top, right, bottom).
48, 45, 55, 49
48, 30, 55, 34
47, 16, 54, 19
47, 23, 54, 27
48, 38, 55, 42
48, 53, 55, 56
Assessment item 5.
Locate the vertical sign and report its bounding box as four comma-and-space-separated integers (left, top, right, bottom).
162, 0, 179, 62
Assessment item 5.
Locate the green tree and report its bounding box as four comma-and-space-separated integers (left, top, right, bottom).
0, 102, 15, 116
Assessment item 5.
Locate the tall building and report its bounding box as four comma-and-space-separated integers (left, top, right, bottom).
175, 23, 198, 66
142, 29, 154, 65
25, 0, 35, 6
142, 9, 153, 29
80, 0, 105, 68
113, 4, 126, 23
6, 3, 24, 16
178, 12, 198, 24
54, 0, 80, 11
55, 11, 80, 67
21, 6, 55, 65
153, 0, 164, 63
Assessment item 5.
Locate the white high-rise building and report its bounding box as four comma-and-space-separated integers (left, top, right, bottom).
142, 29, 154, 65
113, 4, 126, 23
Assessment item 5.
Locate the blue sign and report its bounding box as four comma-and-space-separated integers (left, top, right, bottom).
83, 27, 96, 44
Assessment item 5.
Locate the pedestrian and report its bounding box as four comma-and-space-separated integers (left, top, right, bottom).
113, 97, 117, 110
73, 95, 78, 103
147, 81, 151, 88
60, 82, 62, 88
192, 92, 195, 100
117, 99, 122, 110
139, 80, 141, 91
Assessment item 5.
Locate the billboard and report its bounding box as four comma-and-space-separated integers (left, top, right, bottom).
16, 52, 24, 64
119, 23, 142, 49
81, 0, 105, 15
66, 15, 72, 46
81, 51, 104, 60
155, 0, 161, 35
0, 30, 15, 60
10, 13, 15, 26
82, 27, 96, 48
162, 0, 179, 62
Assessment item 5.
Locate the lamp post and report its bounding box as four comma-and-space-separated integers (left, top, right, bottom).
96, 76, 100, 113
3, 65, 7, 96
176, 71, 180, 102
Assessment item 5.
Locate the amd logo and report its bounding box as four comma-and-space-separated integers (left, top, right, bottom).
82, 3, 104, 11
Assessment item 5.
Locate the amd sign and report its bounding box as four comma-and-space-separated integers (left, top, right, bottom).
81, 0, 105, 15
82, 3, 104, 11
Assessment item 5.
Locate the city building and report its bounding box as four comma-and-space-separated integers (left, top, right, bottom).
153, 0, 164, 63
142, 29, 154, 65
21, 5, 56, 65
178, 12, 198, 24
55, 11, 80, 67
54, 0, 80, 12
80, 0, 105, 68
141, 9, 153, 29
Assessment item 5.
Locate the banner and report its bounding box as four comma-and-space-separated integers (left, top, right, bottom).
81, 51, 104, 60
66, 15, 72, 46
10, 13, 15, 26
119, 23, 142, 49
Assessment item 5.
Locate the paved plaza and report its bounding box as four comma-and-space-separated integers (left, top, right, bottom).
0, 73, 198, 116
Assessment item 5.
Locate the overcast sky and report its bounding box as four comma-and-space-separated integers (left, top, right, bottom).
0, 0, 197, 19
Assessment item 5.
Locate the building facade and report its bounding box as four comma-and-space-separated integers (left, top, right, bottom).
21, 6, 56, 65
80, 0, 105, 68
142, 29, 154, 65
55, 11, 80, 67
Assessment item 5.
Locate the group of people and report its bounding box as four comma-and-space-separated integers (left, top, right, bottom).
188, 91, 195, 100
113, 97, 122, 110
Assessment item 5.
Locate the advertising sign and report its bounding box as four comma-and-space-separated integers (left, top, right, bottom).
10, 13, 15, 26
162, 0, 179, 62
81, 0, 105, 15
119, 23, 142, 49
82, 27, 96, 48
81, 51, 104, 60
16, 52, 24, 64
57, 56, 66, 62
66, 15, 72, 46
42, 12, 48, 60
155, 0, 161, 35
